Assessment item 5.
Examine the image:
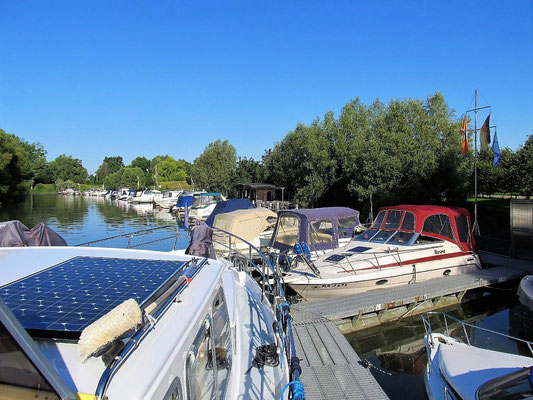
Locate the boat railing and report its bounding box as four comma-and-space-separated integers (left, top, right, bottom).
422, 311, 533, 358
210, 226, 304, 399
77, 224, 186, 250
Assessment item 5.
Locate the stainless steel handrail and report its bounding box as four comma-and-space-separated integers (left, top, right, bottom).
422, 311, 533, 357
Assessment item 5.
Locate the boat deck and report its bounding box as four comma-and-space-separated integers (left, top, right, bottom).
291, 309, 389, 400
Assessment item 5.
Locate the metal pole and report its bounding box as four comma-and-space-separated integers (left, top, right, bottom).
473, 89, 480, 235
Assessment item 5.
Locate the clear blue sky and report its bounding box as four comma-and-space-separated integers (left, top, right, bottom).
1, 1, 532, 174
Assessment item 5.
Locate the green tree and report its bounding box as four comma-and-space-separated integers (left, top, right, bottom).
96, 156, 124, 182
192, 140, 236, 194
516, 135, 533, 198
157, 158, 187, 182
0, 129, 41, 203
48, 154, 88, 183
235, 157, 263, 184
130, 156, 150, 172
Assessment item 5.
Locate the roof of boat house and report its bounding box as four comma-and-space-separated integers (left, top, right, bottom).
234, 183, 284, 190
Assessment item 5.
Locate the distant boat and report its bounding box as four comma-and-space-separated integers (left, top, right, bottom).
153, 190, 184, 209
128, 189, 162, 204
423, 311, 533, 400
188, 192, 227, 221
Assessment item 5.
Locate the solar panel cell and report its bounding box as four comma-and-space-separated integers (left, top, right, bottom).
1, 257, 186, 337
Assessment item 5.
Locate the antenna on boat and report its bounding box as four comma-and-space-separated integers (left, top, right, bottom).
465, 89, 492, 236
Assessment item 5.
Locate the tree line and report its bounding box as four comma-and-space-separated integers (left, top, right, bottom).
1, 92, 531, 206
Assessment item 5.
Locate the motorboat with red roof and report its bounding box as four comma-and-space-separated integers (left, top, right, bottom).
283, 205, 482, 300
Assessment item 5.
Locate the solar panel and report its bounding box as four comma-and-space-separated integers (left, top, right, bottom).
1, 257, 187, 338
347, 246, 372, 253
324, 254, 346, 263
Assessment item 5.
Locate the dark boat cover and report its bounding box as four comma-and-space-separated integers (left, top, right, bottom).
176, 195, 193, 208
0, 220, 67, 247
185, 222, 216, 259
205, 199, 255, 227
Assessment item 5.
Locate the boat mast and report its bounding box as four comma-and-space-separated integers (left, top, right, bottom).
474, 89, 479, 235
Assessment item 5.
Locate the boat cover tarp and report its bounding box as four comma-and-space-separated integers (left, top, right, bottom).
205, 199, 255, 227
269, 207, 360, 253
377, 205, 477, 252
213, 207, 277, 242
0, 220, 67, 247
185, 222, 215, 259
518, 275, 533, 312
176, 195, 193, 208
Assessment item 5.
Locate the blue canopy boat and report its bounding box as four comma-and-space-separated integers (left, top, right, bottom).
268, 207, 361, 258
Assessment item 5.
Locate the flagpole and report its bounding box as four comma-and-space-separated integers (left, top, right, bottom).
465, 90, 490, 236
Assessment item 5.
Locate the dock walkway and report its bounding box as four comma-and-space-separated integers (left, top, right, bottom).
291, 309, 389, 400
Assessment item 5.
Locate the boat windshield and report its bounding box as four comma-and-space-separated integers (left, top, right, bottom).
274, 215, 300, 246
477, 366, 533, 400
192, 195, 220, 207
309, 220, 335, 244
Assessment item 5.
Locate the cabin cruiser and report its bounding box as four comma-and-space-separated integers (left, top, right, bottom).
154, 190, 184, 209
213, 207, 278, 255
423, 311, 533, 400
282, 205, 482, 300
188, 192, 227, 221
0, 242, 304, 399
128, 189, 162, 204
170, 190, 207, 215
267, 207, 362, 261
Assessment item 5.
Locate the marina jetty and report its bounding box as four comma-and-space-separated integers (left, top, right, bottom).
290, 251, 532, 399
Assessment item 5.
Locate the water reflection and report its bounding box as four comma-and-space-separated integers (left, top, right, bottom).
345, 292, 531, 400
0, 194, 186, 247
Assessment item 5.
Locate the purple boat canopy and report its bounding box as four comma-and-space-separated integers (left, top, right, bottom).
268, 207, 360, 253
0, 220, 67, 247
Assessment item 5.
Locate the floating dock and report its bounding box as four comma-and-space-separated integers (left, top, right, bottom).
291, 252, 531, 399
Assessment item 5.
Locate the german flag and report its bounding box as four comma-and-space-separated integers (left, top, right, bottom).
479, 114, 491, 150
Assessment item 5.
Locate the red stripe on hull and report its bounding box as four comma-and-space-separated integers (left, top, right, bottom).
336, 251, 474, 273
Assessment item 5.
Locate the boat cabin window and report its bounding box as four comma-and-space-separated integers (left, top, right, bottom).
371, 211, 386, 229
186, 290, 232, 400
186, 320, 215, 400
383, 210, 402, 230
338, 215, 358, 229
193, 195, 219, 208
0, 323, 59, 399
477, 366, 533, 400
400, 212, 415, 231
211, 290, 231, 400
367, 229, 395, 243
387, 231, 416, 245
309, 220, 335, 244
454, 215, 470, 243
422, 214, 455, 241
274, 215, 300, 246
356, 228, 379, 242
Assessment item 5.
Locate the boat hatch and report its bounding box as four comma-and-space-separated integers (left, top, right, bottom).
0, 297, 75, 399
1, 256, 187, 339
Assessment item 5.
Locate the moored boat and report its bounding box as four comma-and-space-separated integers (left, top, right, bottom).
283, 205, 482, 300
128, 189, 162, 204
423, 311, 533, 400
154, 190, 184, 209
267, 207, 363, 261
188, 192, 227, 221
0, 235, 304, 399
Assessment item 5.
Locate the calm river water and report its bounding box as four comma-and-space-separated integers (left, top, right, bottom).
0, 193, 190, 249
1, 194, 531, 399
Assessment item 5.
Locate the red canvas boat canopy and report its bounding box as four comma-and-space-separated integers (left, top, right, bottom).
374, 205, 476, 252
